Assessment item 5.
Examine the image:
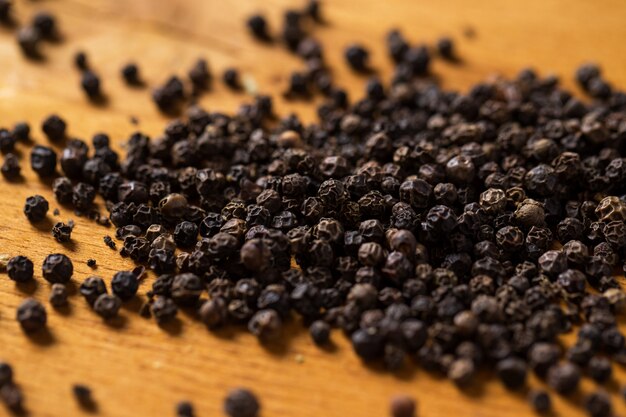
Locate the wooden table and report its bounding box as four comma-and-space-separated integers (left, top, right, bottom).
0, 0, 625, 416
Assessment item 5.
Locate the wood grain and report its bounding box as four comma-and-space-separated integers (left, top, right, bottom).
0, 1, 625, 416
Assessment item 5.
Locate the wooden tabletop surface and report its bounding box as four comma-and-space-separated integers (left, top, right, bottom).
0, 0, 625, 416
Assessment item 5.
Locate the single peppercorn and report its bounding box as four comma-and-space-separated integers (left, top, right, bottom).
32, 11, 57, 39
121, 62, 141, 85
309, 320, 330, 346
31, 145, 57, 176
17, 26, 41, 58
496, 358, 527, 390
547, 362, 581, 394
87, 259, 97, 268
24, 195, 49, 222
74, 51, 88, 71
7, 256, 34, 283
224, 388, 260, 417
16, 298, 47, 332
437, 37, 455, 59
223, 68, 241, 89
0, 362, 13, 386
1, 153, 21, 179
52, 221, 73, 242
344, 44, 370, 72
72, 384, 95, 410
151, 296, 178, 324
49, 283, 68, 307
93, 293, 121, 319
81, 70, 102, 99
583, 390, 612, 417
390, 395, 416, 417
528, 390, 551, 413
42, 114, 66, 142
248, 309, 282, 341
111, 271, 139, 301
176, 401, 194, 417
42, 253, 73, 284
79, 276, 107, 306
247, 14, 270, 40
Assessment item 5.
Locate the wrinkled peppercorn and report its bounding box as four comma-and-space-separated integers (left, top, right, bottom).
49, 283, 68, 307
16, 298, 47, 332
93, 293, 121, 319
7, 256, 34, 283
224, 388, 260, 417
111, 271, 139, 301
52, 221, 73, 242
42, 253, 73, 283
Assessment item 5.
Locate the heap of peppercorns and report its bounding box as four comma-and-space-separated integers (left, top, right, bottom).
3, 2, 626, 417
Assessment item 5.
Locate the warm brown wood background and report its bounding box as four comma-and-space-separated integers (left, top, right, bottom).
0, 0, 625, 416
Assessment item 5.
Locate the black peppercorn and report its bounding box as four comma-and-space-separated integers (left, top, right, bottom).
17, 26, 41, 58
247, 14, 270, 41
176, 401, 195, 417
528, 389, 551, 413
344, 44, 370, 72
223, 68, 241, 90
224, 388, 260, 417
16, 298, 47, 332
49, 283, 68, 307
111, 271, 139, 301
79, 276, 107, 306
32, 11, 57, 39
390, 395, 416, 417
583, 390, 612, 417
31, 145, 57, 177
1, 153, 20, 179
547, 362, 581, 394
7, 256, 34, 283
52, 221, 73, 242
121, 62, 141, 85
496, 358, 527, 390
93, 293, 122, 319
151, 296, 178, 324
42, 253, 73, 283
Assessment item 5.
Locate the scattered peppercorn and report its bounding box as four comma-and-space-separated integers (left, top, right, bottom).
247, 14, 270, 41
49, 283, 68, 307
7, 256, 34, 283
52, 221, 73, 242
32, 11, 57, 39
528, 390, 551, 413
1, 153, 20, 180
16, 298, 47, 332
436, 37, 455, 59
42, 114, 66, 142
74, 51, 88, 71
176, 401, 194, 417
111, 270, 139, 301
121, 62, 141, 85
87, 258, 97, 268
72, 384, 96, 410
81, 70, 102, 100
583, 390, 612, 417
344, 44, 370, 72
309, 320, 330, 346
390, 395, 416, 417
223, 68, 241, 90
17, 26, 41, 58
224, 388, 260, 417
42, 253, 73, 284
93, 293, 121, 319
23, 195, 49, 222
